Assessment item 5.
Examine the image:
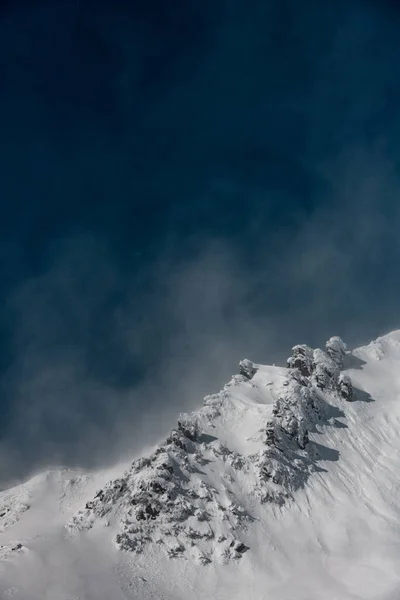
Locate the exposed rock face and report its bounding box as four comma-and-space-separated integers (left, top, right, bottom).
339, 374, 354, 401
67, 337, 356, 564
325, 336, 347, 369
256, 365, 326, 503
177, 417, 199, 442
287, 337, 349, 389
287, 344, 314, 376
239, 358, 258, 380
312, 348, 340, 390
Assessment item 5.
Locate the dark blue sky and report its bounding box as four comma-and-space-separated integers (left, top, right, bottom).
1, 0, 400, 483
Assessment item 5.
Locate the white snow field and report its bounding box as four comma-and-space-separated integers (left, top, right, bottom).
1, 332, 400, 600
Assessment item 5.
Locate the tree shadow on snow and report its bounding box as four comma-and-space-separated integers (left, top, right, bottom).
308, 396, 348, 433
344, 353, 367, 370
330, 419, 347, 429
309, 441, 340, 462
319, 397, 346, 421
321, 399, 346, 421
198, 433, 219, 444
353, 387, 375, 403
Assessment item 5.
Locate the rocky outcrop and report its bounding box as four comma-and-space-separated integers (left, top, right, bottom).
338, 374, 353, 401
287, 344, 314, 376
257, 336, 355, 502
239, 359, 258, 380
254, 367, 324, 504
68, 342, 355, 564
312, 348, 340, 390
286, 336, 351, 394
325, 336, 347, 369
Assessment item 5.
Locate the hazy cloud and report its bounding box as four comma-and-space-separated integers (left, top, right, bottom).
1, 0, 400, 484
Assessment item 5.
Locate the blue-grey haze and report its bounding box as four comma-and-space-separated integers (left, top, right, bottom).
0, 0, 399, 484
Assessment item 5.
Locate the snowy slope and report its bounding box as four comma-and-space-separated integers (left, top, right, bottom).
1, 333, 400, 599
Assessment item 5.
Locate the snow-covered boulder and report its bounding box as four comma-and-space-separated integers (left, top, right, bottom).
325, 336, 347, 369
312, 348, 340, 390
287, 344, 314, 376
338, 373, 354, 401
177, 415, 199, 441
239, 358, 258, 380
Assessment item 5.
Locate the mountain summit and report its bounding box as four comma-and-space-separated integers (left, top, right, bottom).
1, 332, 400, 599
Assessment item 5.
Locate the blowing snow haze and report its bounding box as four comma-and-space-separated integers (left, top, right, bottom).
0, 0, 400, 484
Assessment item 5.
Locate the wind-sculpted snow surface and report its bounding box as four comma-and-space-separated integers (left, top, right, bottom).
67, 339, 353, 563
4, 332, 400, 599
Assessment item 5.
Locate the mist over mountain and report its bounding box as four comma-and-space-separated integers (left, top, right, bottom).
1, 0, 400, 483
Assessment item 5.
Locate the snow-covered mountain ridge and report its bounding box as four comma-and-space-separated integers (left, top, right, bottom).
66, 336, 354, 564
2, 331, 400, 600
